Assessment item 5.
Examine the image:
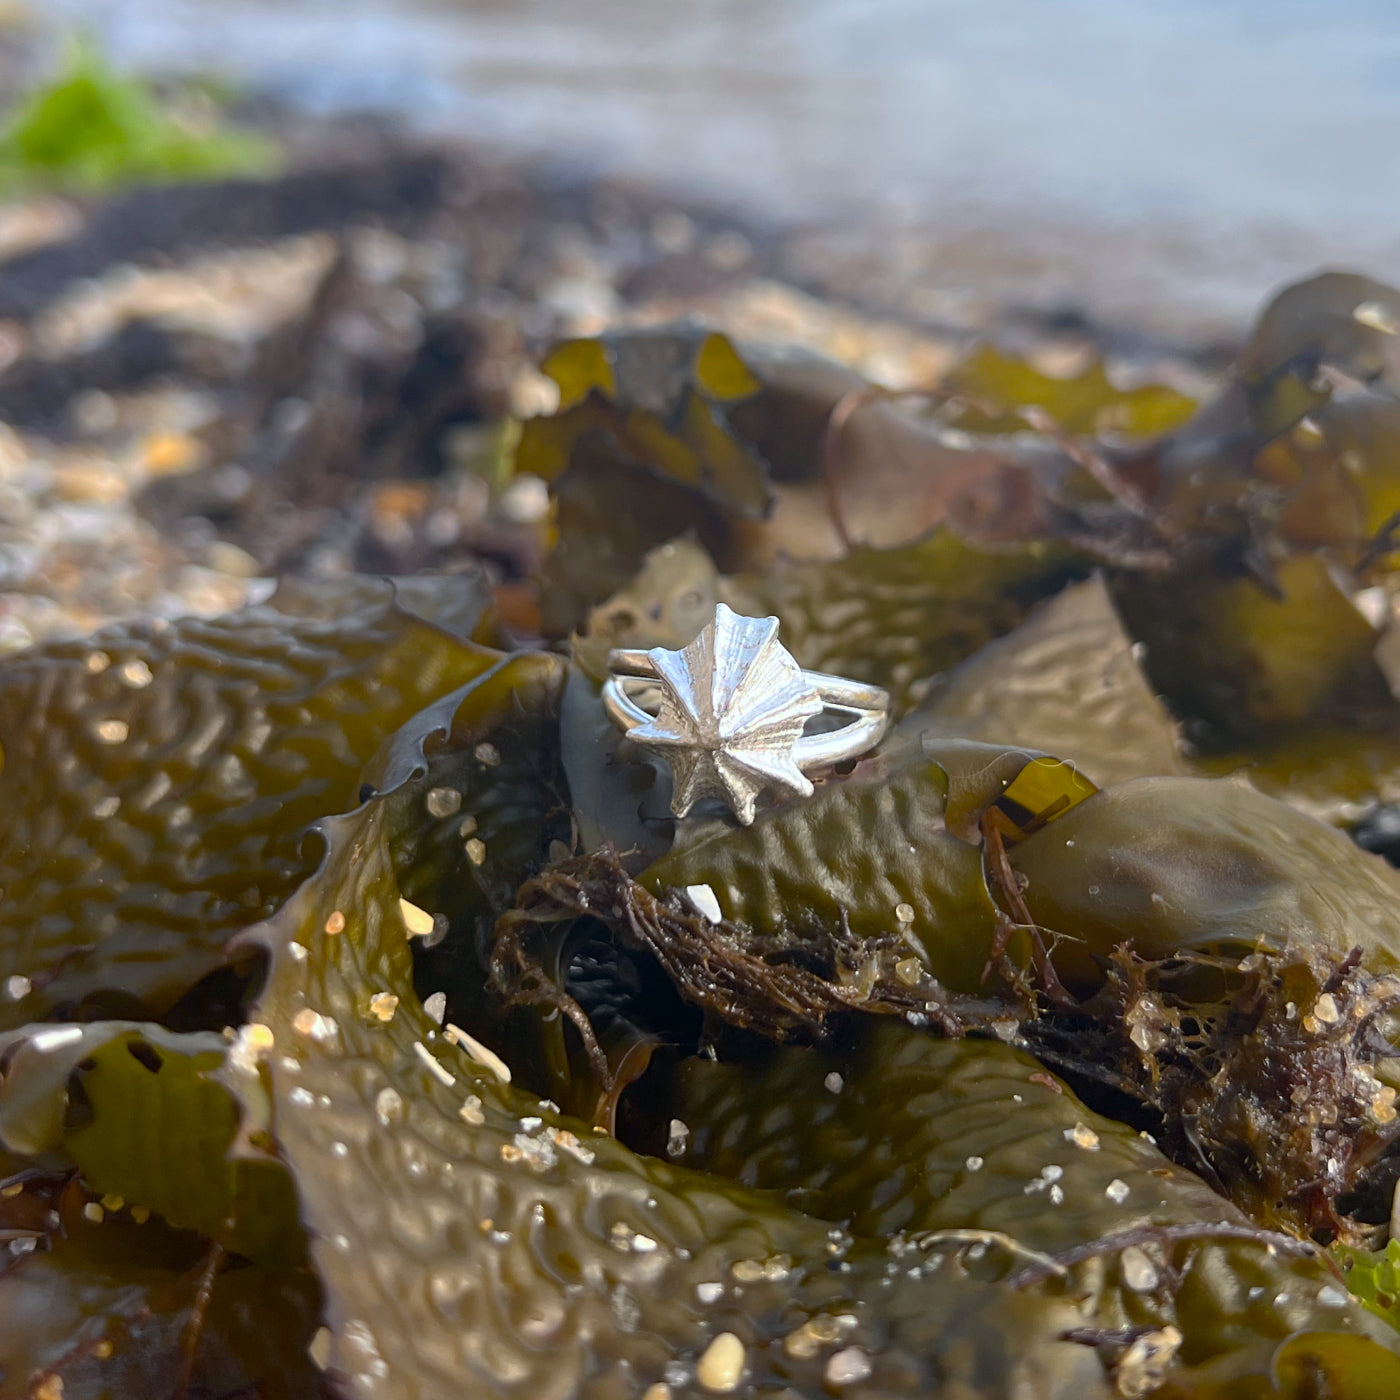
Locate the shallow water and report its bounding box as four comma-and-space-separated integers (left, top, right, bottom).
37, 0, 1400, 330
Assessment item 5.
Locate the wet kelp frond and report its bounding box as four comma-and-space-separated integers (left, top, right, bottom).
15, 270, 1400, 1394
223, 712, 1400, 1399
1009, 775, 1400, 983
579, 530, 1079, 719
0, 1199, 329, 1400
499, 804, 1400, 1248
230, 737, 1148, 1399
0, 577, 498, 1031
907, 573, 1186, 786
660, 1022, 1400, 1395
516, 326, 773, 632
0, 1019, 299, 1263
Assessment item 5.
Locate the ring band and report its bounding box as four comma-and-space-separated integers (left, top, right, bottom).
601, 603, 890, 825
605, 661, 890, 769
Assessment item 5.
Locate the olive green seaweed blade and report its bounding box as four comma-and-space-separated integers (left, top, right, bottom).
0, 581, 499, 1030
237, 797, 848, 1397
943, 341, 1199, 438
230, 664, 1140, 1399
670, 1022, 1400, 1396
642, 747, 1003, 994
910, 574, 1185, 787
1010, 774, 1400, 984
724, 527, 1078, 717
0, 1020, 300, 1264
518, 325, 770, 514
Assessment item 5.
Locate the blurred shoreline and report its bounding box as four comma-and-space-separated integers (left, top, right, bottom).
25, 0, 1400, 341
0, 4, 1392, 652
15, 113, 1205, 653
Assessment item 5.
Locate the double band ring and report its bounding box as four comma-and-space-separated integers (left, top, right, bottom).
602, 602, 890, 825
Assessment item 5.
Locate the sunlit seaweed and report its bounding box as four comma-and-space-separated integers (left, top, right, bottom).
8, 270, 1400, 1396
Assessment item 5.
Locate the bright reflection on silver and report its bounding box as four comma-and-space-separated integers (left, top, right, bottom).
603, 603, 890, 825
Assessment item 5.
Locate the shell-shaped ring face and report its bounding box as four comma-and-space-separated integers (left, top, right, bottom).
627, 604, 823, 824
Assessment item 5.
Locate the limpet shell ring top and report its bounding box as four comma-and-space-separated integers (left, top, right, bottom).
602, 603, 890, 825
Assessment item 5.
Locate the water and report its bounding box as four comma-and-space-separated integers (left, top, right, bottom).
36, 0, 1400, 331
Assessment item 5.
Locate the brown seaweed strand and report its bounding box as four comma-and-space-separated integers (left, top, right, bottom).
981, 811, 1074, 1006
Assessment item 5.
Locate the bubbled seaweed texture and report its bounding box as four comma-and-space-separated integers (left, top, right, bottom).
0, 588, 494, 1027
673, 1024, 1400, 1374
244, 770, 1136, 1399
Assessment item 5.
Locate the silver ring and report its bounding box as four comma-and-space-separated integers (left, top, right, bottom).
602, 602, 890, 825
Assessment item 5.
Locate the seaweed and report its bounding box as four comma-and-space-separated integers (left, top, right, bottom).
1069, 946, 1400, 1241
0, 1204, 328, 1400
226, 695, 1127, 1398
0, 578, 497, 1030
0, 1020, 298, 1263
517, 327, 772, 632
663, 1022, 1400, 1386
724, 529, 1079, 715
640, 743, 1006, 995
490, 848, 1008, 1069
224, 688, 1400, 1397
13, 267, 1400, 1395
910, 574, 1186, 786
1009, 775, 1400, 985
944, 343, 1199, 439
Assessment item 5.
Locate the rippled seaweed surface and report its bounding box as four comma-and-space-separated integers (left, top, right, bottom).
10, 273, 1400, 1397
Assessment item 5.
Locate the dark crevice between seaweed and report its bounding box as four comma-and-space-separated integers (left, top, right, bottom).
161, 954, 270, 1036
